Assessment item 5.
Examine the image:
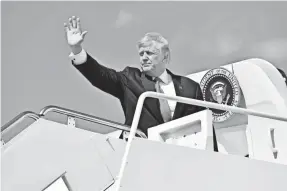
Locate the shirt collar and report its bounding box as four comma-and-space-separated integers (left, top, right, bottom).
152, 70, 170, 85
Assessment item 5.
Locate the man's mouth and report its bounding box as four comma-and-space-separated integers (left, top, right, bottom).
142, 63, 151, 67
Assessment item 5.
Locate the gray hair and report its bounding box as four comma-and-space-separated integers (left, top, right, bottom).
137, 32, 171, 62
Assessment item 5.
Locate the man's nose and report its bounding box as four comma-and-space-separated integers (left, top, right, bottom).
142, 53, 149, 61
142, 57, 148, 62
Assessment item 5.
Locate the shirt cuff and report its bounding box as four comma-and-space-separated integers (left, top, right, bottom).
69, 48, 87, 65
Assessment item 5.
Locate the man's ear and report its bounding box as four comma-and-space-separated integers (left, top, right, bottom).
163, 52, 169, 63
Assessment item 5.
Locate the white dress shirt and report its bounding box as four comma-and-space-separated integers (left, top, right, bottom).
69, 48, 88, 65
69, 49, 177, 117
153, 70, 177, 118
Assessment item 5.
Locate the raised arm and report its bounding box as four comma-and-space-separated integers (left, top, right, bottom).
64, 16, 127, 99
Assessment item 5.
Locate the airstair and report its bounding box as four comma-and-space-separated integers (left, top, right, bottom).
2, 58, 287, 191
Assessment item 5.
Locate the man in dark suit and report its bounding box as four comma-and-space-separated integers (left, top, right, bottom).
64, 16, 207, 138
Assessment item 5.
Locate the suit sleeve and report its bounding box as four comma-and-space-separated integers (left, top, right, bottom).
72, 53, 127, 99
184, 83, 207, 115
195, 84, 207, 112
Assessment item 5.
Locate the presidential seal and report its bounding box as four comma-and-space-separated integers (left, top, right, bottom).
200, 68, 241, 122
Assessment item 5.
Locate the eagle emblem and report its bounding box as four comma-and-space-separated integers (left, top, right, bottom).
200, 68, 241, 122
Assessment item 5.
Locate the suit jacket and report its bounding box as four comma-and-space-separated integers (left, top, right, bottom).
73, 53, 206, 135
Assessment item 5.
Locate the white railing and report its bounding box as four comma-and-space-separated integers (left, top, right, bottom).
1, 105, 147, 144
114, 91, 287, 191
1, 111, 40, 144
39, 105, 147, 138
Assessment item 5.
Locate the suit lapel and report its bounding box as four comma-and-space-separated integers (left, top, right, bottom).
140, 73, 164, 123
167, 70, 185, 120
137, 70, 185, 123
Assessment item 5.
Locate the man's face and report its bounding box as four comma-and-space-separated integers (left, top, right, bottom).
138, 41, 167, 77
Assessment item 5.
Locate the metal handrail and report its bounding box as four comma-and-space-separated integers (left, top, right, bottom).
114, 91, 287, 191
1, 111, 40, 133
1, 111, 40, 143
39, 105, 147, 138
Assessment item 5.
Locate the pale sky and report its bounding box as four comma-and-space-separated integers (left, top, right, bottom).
2, 1, 287, 133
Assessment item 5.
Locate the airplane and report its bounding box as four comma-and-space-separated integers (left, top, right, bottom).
1, 58, 287, 191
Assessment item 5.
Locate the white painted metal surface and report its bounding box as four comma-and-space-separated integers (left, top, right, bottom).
148, 110, 214, 151
114, 91, 287, 191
